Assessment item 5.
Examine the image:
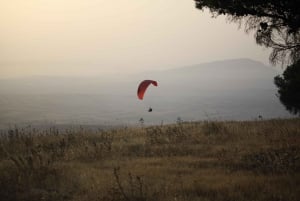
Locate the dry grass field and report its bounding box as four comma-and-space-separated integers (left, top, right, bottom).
0, 118, 299, 201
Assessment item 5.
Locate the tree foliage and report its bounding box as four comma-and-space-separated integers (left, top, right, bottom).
274, 60, 300, 115
194, 0, 300, 65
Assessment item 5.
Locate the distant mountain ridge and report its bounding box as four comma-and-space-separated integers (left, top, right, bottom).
0, 58, 279, 94
0, 58, 293, 128
165, 58, 271, 71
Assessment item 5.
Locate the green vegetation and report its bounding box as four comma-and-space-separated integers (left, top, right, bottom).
274, 60, 300, 115
0, 119, 299, 201
195, 0, 300, 65
195, 0, 300, 115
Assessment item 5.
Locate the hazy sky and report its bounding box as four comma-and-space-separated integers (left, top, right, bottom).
0, 0, 271, 78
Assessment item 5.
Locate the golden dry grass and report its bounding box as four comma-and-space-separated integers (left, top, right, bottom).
0, 118, 299, 201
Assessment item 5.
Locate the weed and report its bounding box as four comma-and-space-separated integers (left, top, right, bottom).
0, 119, 299, 201
241, 146, 300, 174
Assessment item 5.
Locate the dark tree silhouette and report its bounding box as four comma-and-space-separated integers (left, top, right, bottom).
194, 0, 300, 115
194, 0, 300, 65
274, 60, 300, 115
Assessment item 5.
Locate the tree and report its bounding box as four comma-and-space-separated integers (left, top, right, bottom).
274, 60, 300, 115
194, 0, 300, 115
194, 0, 300, 65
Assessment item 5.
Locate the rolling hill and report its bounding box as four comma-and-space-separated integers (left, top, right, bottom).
0, 58, 293, 128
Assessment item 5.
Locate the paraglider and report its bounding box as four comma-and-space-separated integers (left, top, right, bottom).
137, 80, 158, 112
137, 80, 158, 100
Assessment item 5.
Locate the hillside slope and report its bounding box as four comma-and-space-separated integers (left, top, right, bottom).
0, 59, 293, 127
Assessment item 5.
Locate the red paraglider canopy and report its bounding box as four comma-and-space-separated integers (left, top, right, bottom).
137, 80, 158, 100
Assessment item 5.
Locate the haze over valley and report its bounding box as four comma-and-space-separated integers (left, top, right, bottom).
0, 59, 293, 129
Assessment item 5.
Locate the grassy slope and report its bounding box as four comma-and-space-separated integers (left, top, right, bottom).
0, 118, 299, 201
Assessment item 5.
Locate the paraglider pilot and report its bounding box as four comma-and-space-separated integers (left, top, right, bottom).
137, 80, 158, 112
